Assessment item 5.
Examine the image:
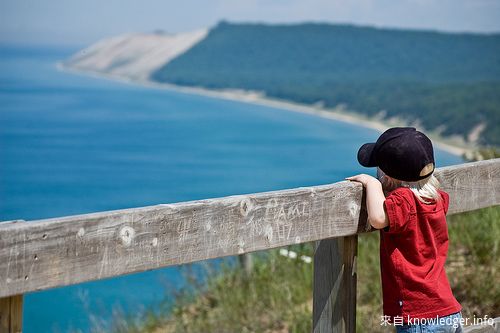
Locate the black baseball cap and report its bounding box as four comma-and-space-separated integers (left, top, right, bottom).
357, 127, 435, 182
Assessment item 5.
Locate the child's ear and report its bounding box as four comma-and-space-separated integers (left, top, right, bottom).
419, 163, 435, 177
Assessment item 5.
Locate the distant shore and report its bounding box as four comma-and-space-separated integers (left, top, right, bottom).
58, 64, 471, 158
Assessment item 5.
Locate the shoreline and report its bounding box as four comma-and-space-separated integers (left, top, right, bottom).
57, 64, 472, 158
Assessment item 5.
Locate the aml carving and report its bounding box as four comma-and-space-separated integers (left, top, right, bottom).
251, 200, 310, 242
177, 217, 192, 244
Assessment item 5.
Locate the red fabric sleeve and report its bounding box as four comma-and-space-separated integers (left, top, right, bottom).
439, 190, 450, 215
383, 188, 414, 234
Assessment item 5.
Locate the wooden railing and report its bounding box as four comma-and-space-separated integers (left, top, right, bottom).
1, 159, 499, 333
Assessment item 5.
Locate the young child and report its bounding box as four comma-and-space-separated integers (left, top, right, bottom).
347, 127, 463, 333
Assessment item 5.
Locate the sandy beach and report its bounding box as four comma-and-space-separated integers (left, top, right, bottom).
58, 64, 471, 158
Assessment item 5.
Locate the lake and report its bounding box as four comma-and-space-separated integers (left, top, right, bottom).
0, 44, 463, 332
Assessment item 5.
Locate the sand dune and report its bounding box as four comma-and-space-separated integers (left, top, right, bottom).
62, 29, 208, 80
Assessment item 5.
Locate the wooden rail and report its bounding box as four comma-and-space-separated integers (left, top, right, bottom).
0, 158, 499, 332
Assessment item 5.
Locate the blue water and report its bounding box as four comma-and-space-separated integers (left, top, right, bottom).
0, 44, 463, 332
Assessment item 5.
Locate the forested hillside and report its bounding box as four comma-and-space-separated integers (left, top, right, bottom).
152, 22, 500, 146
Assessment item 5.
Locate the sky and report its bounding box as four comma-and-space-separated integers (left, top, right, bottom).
1, 0, 500, 47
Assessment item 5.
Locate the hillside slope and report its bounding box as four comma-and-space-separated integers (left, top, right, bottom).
62, 29, 207, 80
152, 22, 500, 146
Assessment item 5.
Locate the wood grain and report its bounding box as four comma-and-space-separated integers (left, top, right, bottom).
0, 159, 498, 298
436, 159, 500, 215
313, 235, 357, 333
0, 295, 23, 333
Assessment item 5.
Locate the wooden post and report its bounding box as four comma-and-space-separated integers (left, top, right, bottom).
0, 295, 23, 333
238, 253, 253, 277
313, 235, 358, 333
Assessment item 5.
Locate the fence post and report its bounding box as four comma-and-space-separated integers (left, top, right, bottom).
0, 295, 23, 333
313, 235, 358, 333
238, 253, 253, 277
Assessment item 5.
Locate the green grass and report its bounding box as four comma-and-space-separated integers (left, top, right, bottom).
447, 206, 500, 318
83, 205, 499, 333
165, 245, 314, 333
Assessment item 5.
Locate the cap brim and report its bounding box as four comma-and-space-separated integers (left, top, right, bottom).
357, 143, 377, 167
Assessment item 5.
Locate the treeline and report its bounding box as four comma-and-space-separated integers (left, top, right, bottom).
152, 22, 500, 146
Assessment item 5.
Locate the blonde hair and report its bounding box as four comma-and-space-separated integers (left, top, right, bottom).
377, 168, 441, 204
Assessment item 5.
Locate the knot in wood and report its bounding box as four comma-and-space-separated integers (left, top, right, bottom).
239, 198, 253, 217
119, 226, 135, 246
76, 227, 85, 239
348, 201, 360, 218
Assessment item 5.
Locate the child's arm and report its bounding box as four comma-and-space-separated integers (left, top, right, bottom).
346, 174, 389, 229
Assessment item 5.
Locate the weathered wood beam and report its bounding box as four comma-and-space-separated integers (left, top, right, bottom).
436, 159, 500, 215
0, 159, 498, 298
0, 180, 367, 298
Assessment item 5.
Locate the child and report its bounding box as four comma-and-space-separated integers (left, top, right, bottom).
347, 127, 463, 333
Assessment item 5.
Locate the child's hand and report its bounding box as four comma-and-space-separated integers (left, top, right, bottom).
346, 174, 379, 187
346, 174, 388, 229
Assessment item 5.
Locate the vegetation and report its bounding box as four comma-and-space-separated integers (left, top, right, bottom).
464, 147, 500, 161
82, 205, 499, 332
152, 22, 500, 146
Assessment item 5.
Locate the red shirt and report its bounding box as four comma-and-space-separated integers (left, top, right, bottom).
381, 187, 461, 321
